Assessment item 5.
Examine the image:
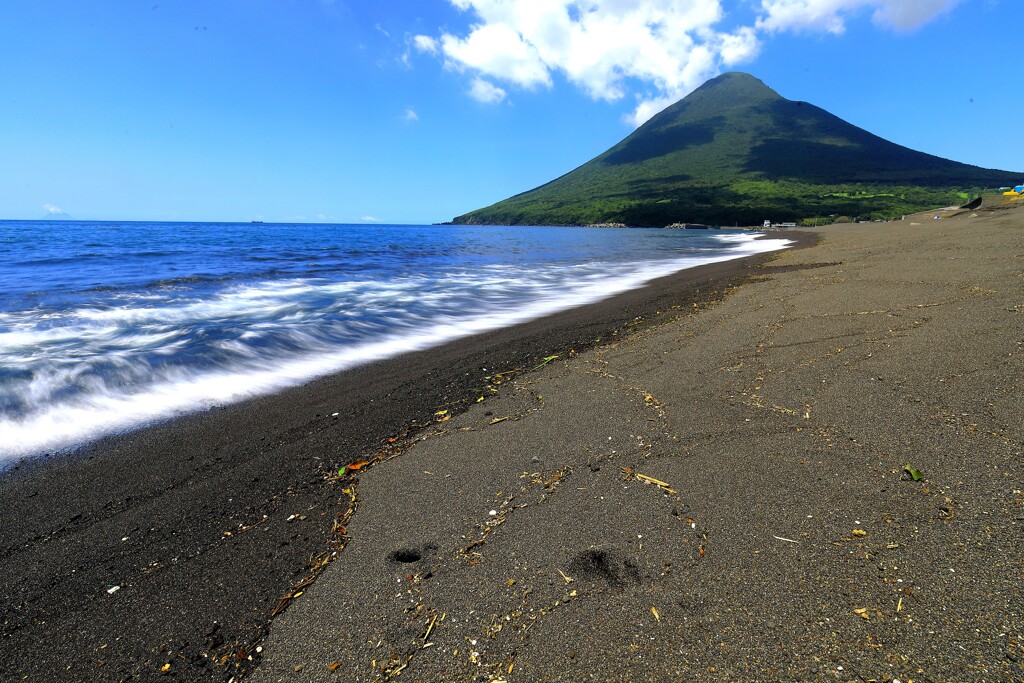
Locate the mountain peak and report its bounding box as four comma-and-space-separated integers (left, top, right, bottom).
634, 72, 782, 132
697, 71, 778, 96
455, 73, 1020, 227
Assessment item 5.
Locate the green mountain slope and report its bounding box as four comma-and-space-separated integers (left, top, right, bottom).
453, 73, 1021, 226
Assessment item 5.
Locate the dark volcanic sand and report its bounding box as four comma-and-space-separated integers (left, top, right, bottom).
250, 207, 1023, 683
0, 233, 810, 682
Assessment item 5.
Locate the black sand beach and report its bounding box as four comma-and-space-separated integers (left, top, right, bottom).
0, 233, 810, 682
251, 203, 1022, 682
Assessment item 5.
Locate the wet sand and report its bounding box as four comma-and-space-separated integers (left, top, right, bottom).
0, 233, 805, 681
251, 204, 1023, 682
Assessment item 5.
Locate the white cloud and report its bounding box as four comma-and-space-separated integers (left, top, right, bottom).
423, 0, 961, 126
413, 34, 439, 54
403, 107, 419, 121
361, 215, 380, 222
42, 203, 63, 214
626, 94, 679, 129
870, 0, 960, 30
757, 0, 960, 33
469, 77, 507, 103
432, 0, 754, 124
716, 26, 760, 65
441, 22, 551, 90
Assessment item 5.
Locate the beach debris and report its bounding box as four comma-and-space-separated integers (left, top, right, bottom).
853, 607, 870, 620
851, 529, 868, 537
621, 467, 677, 494
557, 568, 575, 584
160, 663, 171, 672
338, 459, 369, 477
106, 585, 121, 594
327, 661, 342, 671
271, 579, 312, 616
489, 416, 511, 425
533, 354, 560, 370
773, 535, 799, 544
896, 597, 903, 613
651, 606, 661, 623
461, 492, 522, 559
270, 488, 357, 619
640, 391, 666, 417
423, 615, 438, 642
526, 466, 569, 494
903, 464, 924, 482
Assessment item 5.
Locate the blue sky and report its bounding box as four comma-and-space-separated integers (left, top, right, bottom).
1, 0, 1019, 224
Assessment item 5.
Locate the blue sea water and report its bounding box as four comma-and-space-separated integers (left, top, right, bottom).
0, 220, 791, 462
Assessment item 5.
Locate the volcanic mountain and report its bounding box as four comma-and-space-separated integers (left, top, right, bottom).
453, 73, 1020, 226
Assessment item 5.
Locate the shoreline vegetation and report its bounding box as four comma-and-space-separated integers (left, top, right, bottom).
3, 202, 1022, 681
437, 194, 1016, 230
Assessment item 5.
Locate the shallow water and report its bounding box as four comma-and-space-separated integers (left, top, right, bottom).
0, 220, 790, 461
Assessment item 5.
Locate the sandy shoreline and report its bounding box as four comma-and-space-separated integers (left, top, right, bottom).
0, 234, 805, 681
3, 201, 1021, 680
250, 204, 1023, 682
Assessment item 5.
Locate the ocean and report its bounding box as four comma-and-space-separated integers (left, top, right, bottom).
0, 220, 791, 463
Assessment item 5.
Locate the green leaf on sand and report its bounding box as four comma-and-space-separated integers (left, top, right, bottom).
904, 464, 924, 482
533, 355, 560, 370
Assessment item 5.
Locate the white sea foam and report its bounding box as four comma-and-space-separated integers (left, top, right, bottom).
0, 233, 791, 464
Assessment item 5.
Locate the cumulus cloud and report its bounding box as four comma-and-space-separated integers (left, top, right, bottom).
403, 107, 419, 121
469, 77, 507, 103
432, 0, 757, 124
361, 215, 380, 222
757, 0, 960, 33
43, 203, 63, 214
442, 21, 551, 90
422, 0, 960, 126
